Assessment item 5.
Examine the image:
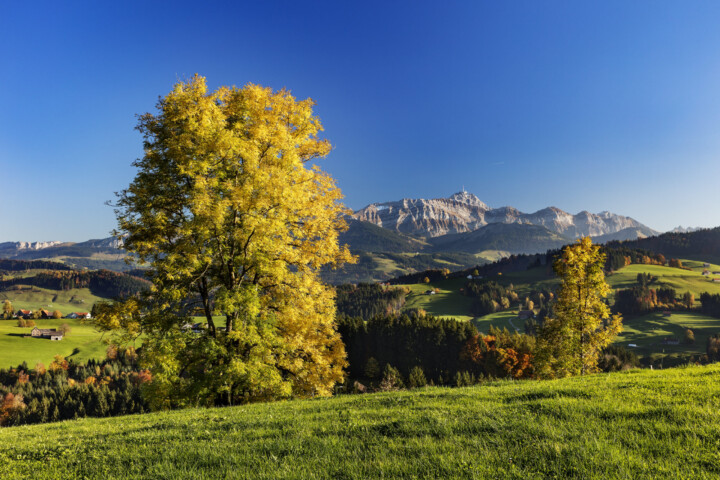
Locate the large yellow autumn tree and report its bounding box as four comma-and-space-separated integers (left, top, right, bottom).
100, 75, 353, 408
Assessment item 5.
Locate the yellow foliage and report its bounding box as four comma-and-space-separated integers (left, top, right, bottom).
109, 75, 352, 406
536, 237, 623, 378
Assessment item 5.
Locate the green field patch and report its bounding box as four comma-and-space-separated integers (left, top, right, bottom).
615, 311, 720, 366
0, 318, 110, 368
473, 309, 522, 333
606, 263, 720, 298
0, 286, 102, 316
400, 280, 474, 322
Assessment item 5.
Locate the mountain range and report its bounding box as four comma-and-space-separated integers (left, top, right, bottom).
0, 192, 663, 283
352, 191, 658, 240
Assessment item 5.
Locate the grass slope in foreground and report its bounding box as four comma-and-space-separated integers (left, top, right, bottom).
2, 365, 720, 479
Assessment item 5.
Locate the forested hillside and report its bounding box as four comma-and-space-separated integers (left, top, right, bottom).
608, 227, 720, 262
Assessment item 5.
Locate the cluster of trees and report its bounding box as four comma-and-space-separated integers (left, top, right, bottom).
461, 327, 535, 379
0, 259, 74, 273
0, 349, 149, 427
603, 247, 666, 272
706, 335, 720, 363
609, 227, 720, 260
338, 312, 478, 385
462, 281, 519, 316
335, 284, 408, 320
614, 273, 693, 315
338, 312, 538, 390
389, 268, 452, 285
0, 269, 149, 299
699, 293, 720, 318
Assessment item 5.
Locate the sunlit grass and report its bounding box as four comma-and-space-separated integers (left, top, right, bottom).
2, 364, 720, 479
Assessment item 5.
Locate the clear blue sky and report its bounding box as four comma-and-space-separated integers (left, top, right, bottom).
2, 1, 720, 242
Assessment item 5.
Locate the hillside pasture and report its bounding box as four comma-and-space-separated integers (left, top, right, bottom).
616, 311, 720, 367
2, 365, 720, 479
400, 280, 474, 322
0, 285, 102, 315
605, 263, 720, 298
0, 319, 109, 369
473, 309, 523, 334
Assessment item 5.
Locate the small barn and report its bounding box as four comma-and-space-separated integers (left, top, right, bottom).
30, 327, 63, 341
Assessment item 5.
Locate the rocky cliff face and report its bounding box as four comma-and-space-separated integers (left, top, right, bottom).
0, 241, 64, 251
352, 192, 657, 239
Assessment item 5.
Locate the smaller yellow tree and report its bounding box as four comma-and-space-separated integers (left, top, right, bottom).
2, 300, 13, 319
536, 237, 622, 378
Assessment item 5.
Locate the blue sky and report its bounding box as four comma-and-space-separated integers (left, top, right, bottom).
2, 1, 720, 242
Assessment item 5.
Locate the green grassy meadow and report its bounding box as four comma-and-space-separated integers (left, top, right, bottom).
2, 364, 720, 479
605, 263, 720, 298
401, 279, 475, 322
396, 261, 720, 365
617, 311, 720, 366
0, 319, 109, 369
0, 285, 101, 316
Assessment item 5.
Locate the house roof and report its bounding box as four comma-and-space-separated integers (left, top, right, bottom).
33, 328, 60, 335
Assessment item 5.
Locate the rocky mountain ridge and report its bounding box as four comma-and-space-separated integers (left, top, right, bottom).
352, 191, 658, 239
0, 241, 65, 251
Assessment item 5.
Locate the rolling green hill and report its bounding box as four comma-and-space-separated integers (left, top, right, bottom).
0, 261, 151, 367
2, 364, 720, 479
609, 226, 720, 264
0, 318, 109, 368
339, 219, 430, 253
395, 259, 720, 366
429, 222, 569, 254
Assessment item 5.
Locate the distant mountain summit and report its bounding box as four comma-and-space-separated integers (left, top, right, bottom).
352, 192, 658, 239
670, 226, 702, 234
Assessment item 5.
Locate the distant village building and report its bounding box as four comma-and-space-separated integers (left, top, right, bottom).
181, 322, 207, 333
38, 309, 51, 319
66, 312, 90, 319
16, 309, 32, 319
30, 327, 63, 341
